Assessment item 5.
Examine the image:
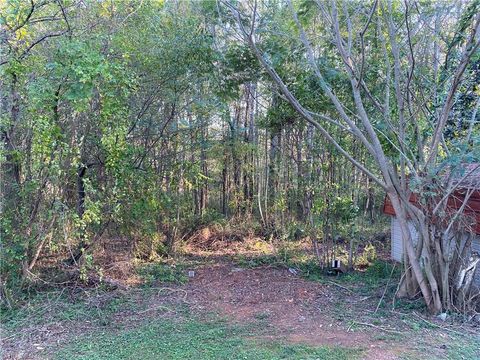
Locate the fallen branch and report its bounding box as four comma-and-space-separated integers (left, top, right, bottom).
324, 280, 353, 293
375, 263, 396, 313
0, 333, 16, 342
353, 321, 404, 335
137, 305, 171, 314
155, 287, 188, 300
64, 268, 128, 291
411, 311, 475, 336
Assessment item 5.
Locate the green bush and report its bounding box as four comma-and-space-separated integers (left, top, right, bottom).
136, 262, 188, 285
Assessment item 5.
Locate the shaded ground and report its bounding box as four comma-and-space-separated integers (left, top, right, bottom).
1, 236, 479, 359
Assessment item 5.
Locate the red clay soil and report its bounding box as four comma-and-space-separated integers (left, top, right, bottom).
1, 231, 428, 360
0, 261, 444, 360
185, 263, 403, 360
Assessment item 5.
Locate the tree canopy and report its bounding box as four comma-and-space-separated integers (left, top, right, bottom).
1, 0, 479, 313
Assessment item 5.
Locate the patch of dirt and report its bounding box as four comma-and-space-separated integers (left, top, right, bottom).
3, 234, 476, 360
5, 240, 472, 360
1, 261, 404, 360
93, 237, 142, 286
185, 263, 403, 360
183, 227, 275, 258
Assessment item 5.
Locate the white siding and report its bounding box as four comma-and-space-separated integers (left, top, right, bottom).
391, 217, 418, 262
391, 217, 404, 262
390, 216, 480, 287
473, 237, 480, 287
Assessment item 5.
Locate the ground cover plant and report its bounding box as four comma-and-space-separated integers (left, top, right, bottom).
1, 0, 480, 359
2, 237, 479, 359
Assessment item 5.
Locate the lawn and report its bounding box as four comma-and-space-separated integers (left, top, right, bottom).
53, 316, 360, 360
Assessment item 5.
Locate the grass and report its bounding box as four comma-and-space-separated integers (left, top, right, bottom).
0, 287, 172, 332
400, 334, 480, 360
53, 316, 362, 360
0, 290, 104, 330
136, 261, 189, 285
336, 260, 400, 288
230, 239, 399, 286
2, 288, 362, 360
3, 235, 478, 360
235, 254, 282, 268
444, 337, 480, 360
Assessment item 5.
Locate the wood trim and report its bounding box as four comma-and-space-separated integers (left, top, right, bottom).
383, 194, 480, 235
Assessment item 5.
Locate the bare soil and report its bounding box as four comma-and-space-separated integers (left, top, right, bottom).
3, 262, 399, 360
2, 234, 478, 359
185, 262, 403, 360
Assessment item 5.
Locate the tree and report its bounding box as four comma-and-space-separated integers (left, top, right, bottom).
223, 0, 480, 313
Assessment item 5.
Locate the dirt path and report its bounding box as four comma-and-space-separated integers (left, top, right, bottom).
185, 263, 403, 360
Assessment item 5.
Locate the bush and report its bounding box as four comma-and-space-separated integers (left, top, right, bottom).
136, 262, 188, 285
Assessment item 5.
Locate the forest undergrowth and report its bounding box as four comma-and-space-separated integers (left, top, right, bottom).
1, 218, 479, 360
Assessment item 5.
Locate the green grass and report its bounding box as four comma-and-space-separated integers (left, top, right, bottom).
400, 334, 480, 360
229, 239, 399, 291
235, 254, 282, 268
444, 336, 480, 360
2, 287, 362, 360
336, 260, 399, 286
0, 287, 172, 332
0, 290, 111, 331
136, 261, 189, 285
53, 316, 362, 360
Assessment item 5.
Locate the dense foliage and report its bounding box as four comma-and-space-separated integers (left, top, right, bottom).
1, 0, 479, 312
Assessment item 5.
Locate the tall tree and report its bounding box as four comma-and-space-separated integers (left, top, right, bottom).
223, 0, 480, 312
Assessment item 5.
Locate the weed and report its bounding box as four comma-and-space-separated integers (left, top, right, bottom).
136, 262, 188, 285
444, 336, 480, 360
394, 298, 427, 312
53, 316, 362, 360
337, 260, 399, 291
402, 334, 480, 360
235, 254, 280, 268
0, 288, 144, 335
253, 311, 270, 320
